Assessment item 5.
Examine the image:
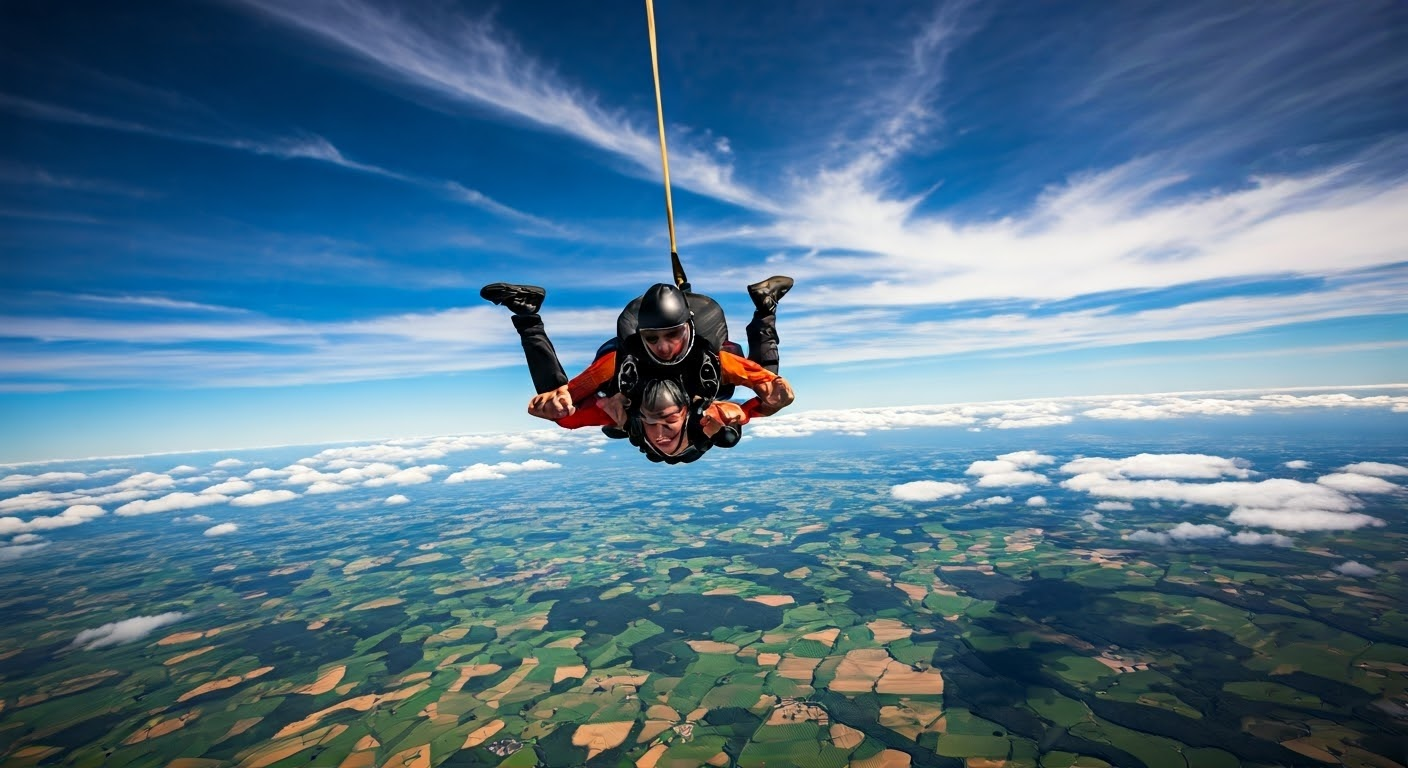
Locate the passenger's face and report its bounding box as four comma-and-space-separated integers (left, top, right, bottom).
641, 403, 687, 455
641, 324, 690, 362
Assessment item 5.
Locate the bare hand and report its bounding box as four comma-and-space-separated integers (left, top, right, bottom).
528, 385, 575, 420
755, 376, 795, 413
598, 393, 629, 428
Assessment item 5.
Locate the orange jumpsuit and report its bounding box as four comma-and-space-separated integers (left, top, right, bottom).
554, 349, 783, 430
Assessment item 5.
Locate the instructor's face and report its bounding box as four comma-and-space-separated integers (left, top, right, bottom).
641, 325, 690, 362
641, 404, 687, 455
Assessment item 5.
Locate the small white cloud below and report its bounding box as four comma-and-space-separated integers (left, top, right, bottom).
71, 612, 186, 650
0, 541, 51, 561
445, 459, 561, 483
1026, 496, 1048, 507
115, 472, 177, 491
213, 458, 245, 468
168, 465, 200, 475
385, 494, 410, 505
1062, 453, 1252, 480
1333, 560, 1379, 578
204, 523, 238, 537
1094, 500, 1134, 511
1081, 511, 1106, 529
115, 492, 227, 517
173, 514, 213, 524
0, 471, 87, 491
1125, 522, 1229, 545
230, 490, 298, 507
1227, 507, 1385, 531
890, 481, 968, 502
364, 464, 446, 487
1340, 461, 1408, 477
201, 479, 254, 495
1316, 473, 1400, 494
1229, 531, 1293, 547
0, 504, 106, 535
1283, 460, 1310, 469
306, 481, 352, 495
969, 496, 1013, 507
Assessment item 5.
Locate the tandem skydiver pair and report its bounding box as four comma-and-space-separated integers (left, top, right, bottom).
482, 276, 795, 464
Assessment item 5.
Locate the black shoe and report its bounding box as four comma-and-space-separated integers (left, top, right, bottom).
747, 276, 793, 314
601, 426, 629, 439
480, 283, 546, 315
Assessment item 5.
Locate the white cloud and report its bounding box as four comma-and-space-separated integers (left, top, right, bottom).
70, 612, 186, 650
228, 0, 761, 211
0, 471, 87, 491
1340, 461, 1408, 477
0, 541, 50, 561
363, 464, 446, 487
1284, 460, 1310, 469
890, 481, 967, 502
969, 496, 1013, 507
1094, 500, 1134, 511
115, 472, 177, 491
1061, 453, 1252, 479
173, 514, 213, 523
115, 492, 228, 516
1063, 474, 1355, 511
1226, 507, 1385, 531
213, 458, 245, 468
200, 479, 254, 495
1333, 560, 1379, 578
306, 481, 352, 495
11, 533, 42, 545
749, 390, 1408, 441
243, 467, 287, 480
1229, 531, 1293, 547
975, 469, 1050, 488
384, 494, 410, 505
168, 465, 200, 475
204, 523, 239, 537
966, 453, 1053, 488
229, 489, 298, 507
0, 504, 106, 535
445, 459, 561, 483
1081, 511, 1106, 529
1315, 473, 1400, 494
1125, 522, 1229, 545
996, 451, 1055, 467
1026, 496, 1048, 507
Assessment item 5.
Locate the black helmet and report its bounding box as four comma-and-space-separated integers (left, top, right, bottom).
637, 283, 692, 330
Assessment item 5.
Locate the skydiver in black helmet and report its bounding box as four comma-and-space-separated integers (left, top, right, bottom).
481, 276, 795, 463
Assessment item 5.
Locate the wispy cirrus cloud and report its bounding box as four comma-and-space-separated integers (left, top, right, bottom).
0, 301, 627, 390
0, 92, 543, 227
230, 0, 768, 213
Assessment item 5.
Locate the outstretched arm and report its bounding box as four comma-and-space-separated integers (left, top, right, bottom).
534, 393, 625, 430
526, 350, 621, 424
718, 351, 795, 415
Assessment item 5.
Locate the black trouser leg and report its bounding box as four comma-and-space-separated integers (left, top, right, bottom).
746, 311, 780, 374
511, 314, 569, 394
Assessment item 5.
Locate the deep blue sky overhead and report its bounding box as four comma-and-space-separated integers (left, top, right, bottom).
2, 0, 1407, 462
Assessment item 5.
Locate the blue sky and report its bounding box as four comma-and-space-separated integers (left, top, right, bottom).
2, 0, 1406, 462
